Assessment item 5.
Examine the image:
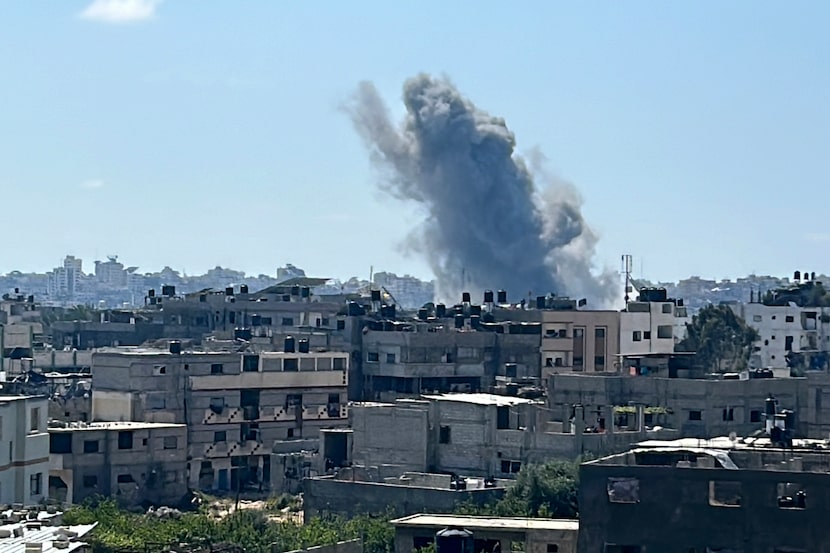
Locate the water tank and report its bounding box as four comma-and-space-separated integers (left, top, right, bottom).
536, 296, 546, 309
251, 314, 262, 327
284, 336, 296, 353
454, 314, 465, 329
497, 290, 507, 303
225, 287, 234, 296
298, 339, 310, 354
169, 341, 182, 355
435, 527, 474, 553
470, 305, 482, 316
148, 289, 156, 298
418, 308, 429, 320
765, 395, 778, 416
301, 286, 310, 298
240, 284, 249, 294
234, 328, 252, 341
462, 292, 471, 304
794, 271, 801, 282
484, 290, 494, 304
470, 315, 481, 330
370, 290, 382, 302
436, 304, 447, 318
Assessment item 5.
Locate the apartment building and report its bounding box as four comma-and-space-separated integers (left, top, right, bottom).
540, 307, 620, 377
48, 421, 188, 506
91, 341, 349, 493
0, 396, 48, 505
579, 436, 830, 552
619, 287, 689, 358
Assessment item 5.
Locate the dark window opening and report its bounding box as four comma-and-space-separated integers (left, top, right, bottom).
83, 440, 99, 453
439, 425, 451, 444
82, 475, 97, 488
750, 410, 762, 423
117, 431, 134, 450
211, 363, 224, 374
722, 408, 734, 421
49, 434, 72, 454
281, 317, 294, 326
497, 406, 510, 430
116, 474, 135, 484
367, 352, 379, 363
688, 410, 702, 421
242, 355, 259, 372
214, 431, 226, 443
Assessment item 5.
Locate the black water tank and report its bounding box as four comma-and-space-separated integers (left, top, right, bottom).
454, 314, 465, 329
290, 285, 300, 296
462, 292, 471, 304
240, 284, 249, 294
470, 305, 482, 316
301, 286, 310, 298
370, 290, 382, 302
169, 341, 182, 355
298, 339, 310, 354
765, 395, 778, 416
284, 336, 296, 353
435, 527, 474, 553
497, 290, 507, 303
225, 287, 234, 296
536, 296, 546, 309
470, 315, 481, 330
436, 304, 447, 318
484, 290, 494, 304
234, 328, 252, 341
418, 308, 429, 320
148, 289, 156, 298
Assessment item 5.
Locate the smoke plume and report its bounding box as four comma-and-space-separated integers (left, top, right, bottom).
346, 74, 616, 306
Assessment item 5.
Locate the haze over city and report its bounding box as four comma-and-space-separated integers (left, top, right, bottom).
2, 1, 829, 286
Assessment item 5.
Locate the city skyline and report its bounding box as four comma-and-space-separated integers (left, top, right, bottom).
2, 2, 829, 285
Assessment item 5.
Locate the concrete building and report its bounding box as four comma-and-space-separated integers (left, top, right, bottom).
578, 436, 830, 552
46, 257, 83, 300
303, 471, 508, 519
619, 287, 689, 359
391, 514, 579, 553
548, 373, 803, 439
0, 396, 49, 505
540, 307, 619, 378
349, 393, 674, 478
48, 421, 188, 506
90, 343, 349, 494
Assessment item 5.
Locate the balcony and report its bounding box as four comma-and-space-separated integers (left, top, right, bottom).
202, 407, 242, 425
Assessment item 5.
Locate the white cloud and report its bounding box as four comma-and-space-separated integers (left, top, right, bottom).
80, 179, 105, 190
79, 0, 162, 24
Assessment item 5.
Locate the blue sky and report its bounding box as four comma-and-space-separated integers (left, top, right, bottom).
1, 1, 828, 283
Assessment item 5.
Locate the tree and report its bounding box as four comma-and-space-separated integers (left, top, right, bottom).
456, 459, 580, 518
677, 304, 759, 373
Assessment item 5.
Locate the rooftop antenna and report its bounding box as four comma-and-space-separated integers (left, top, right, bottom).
622, 254, 633, 304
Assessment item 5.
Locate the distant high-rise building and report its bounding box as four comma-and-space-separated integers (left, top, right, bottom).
47, 255, 84, 299
95, 256, 127, 287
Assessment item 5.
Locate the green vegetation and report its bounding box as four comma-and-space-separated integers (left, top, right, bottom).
676, 304, 759, 373
456, 459, 580, 518
63, 498, 394, 553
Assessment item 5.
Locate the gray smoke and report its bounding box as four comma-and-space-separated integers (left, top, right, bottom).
346, 74, 617, 307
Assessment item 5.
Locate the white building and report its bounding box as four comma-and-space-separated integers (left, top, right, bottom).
0, 396, 49, 505
46, 256, 83, 299
619, 288, 690, 357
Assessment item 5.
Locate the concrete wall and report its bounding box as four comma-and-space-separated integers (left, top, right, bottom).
578, 460, 830, 552
303, 476, 505, 519
286, 539, 362, 553
394, 525, 577, 553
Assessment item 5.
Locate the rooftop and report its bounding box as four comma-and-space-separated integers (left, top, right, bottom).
0, 523, 95, 553
391, 514, 579, 532
49, 421, 185, 432
0, 396, 42, 403
421, 393, 538, 407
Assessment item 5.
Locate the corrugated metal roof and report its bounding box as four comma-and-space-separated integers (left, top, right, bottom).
0, 524, 96, 553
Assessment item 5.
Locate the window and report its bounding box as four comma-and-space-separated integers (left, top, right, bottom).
211, 363, 224, 374
662, 303, 673, 314
594, 356, 606, 371
336, 319, 345, 330
546, 546, 559, 553
777, 482, 806, 509
632, 331, 642, 342
367, 352, 379, 363
286, 394, 303, 408
147, 393, 166, 410
500, 460, 521, 474
386, 353, 396, 363
574, 328, 584, 338
607, 477, 639, 503
643, 331, 652, 340
260, 317, 272, 326
209, 397, 225, 414
30, 408, 40, 432
573, 356, 584, 370
213, 431, 226, 443
709, 480, 742, 507
688, 410, 702, 421
657, 325, 673, 339
786, 315, 794, 323
750, 410, 762, 423
118, 431, 134, 450
163, 436, 178, 450
753, 315, 762, 322
722, 408, 734, 421
595, 327, 606, 338
50, 434, 72, 454
283, 358, 298, 371
785, 336, 794, 351
83, 440, 99, 453
333, 357, 346, 371
497, 406, 510, 429
242, 355, 259, 372
153, 364, 167, 376
29, 473, 42, 496
439, 425, 451, 444
82, 475, 98, 488
116, 474, 136, 484
287, 428, 295, 438
281, 317, 294, 326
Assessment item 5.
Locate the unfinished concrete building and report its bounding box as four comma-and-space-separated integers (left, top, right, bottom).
548, 372, 804, 439
48, 421, 188, 506
90, 340, 349, 494
579, 436, 830, 552
347, 393, 675, 478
